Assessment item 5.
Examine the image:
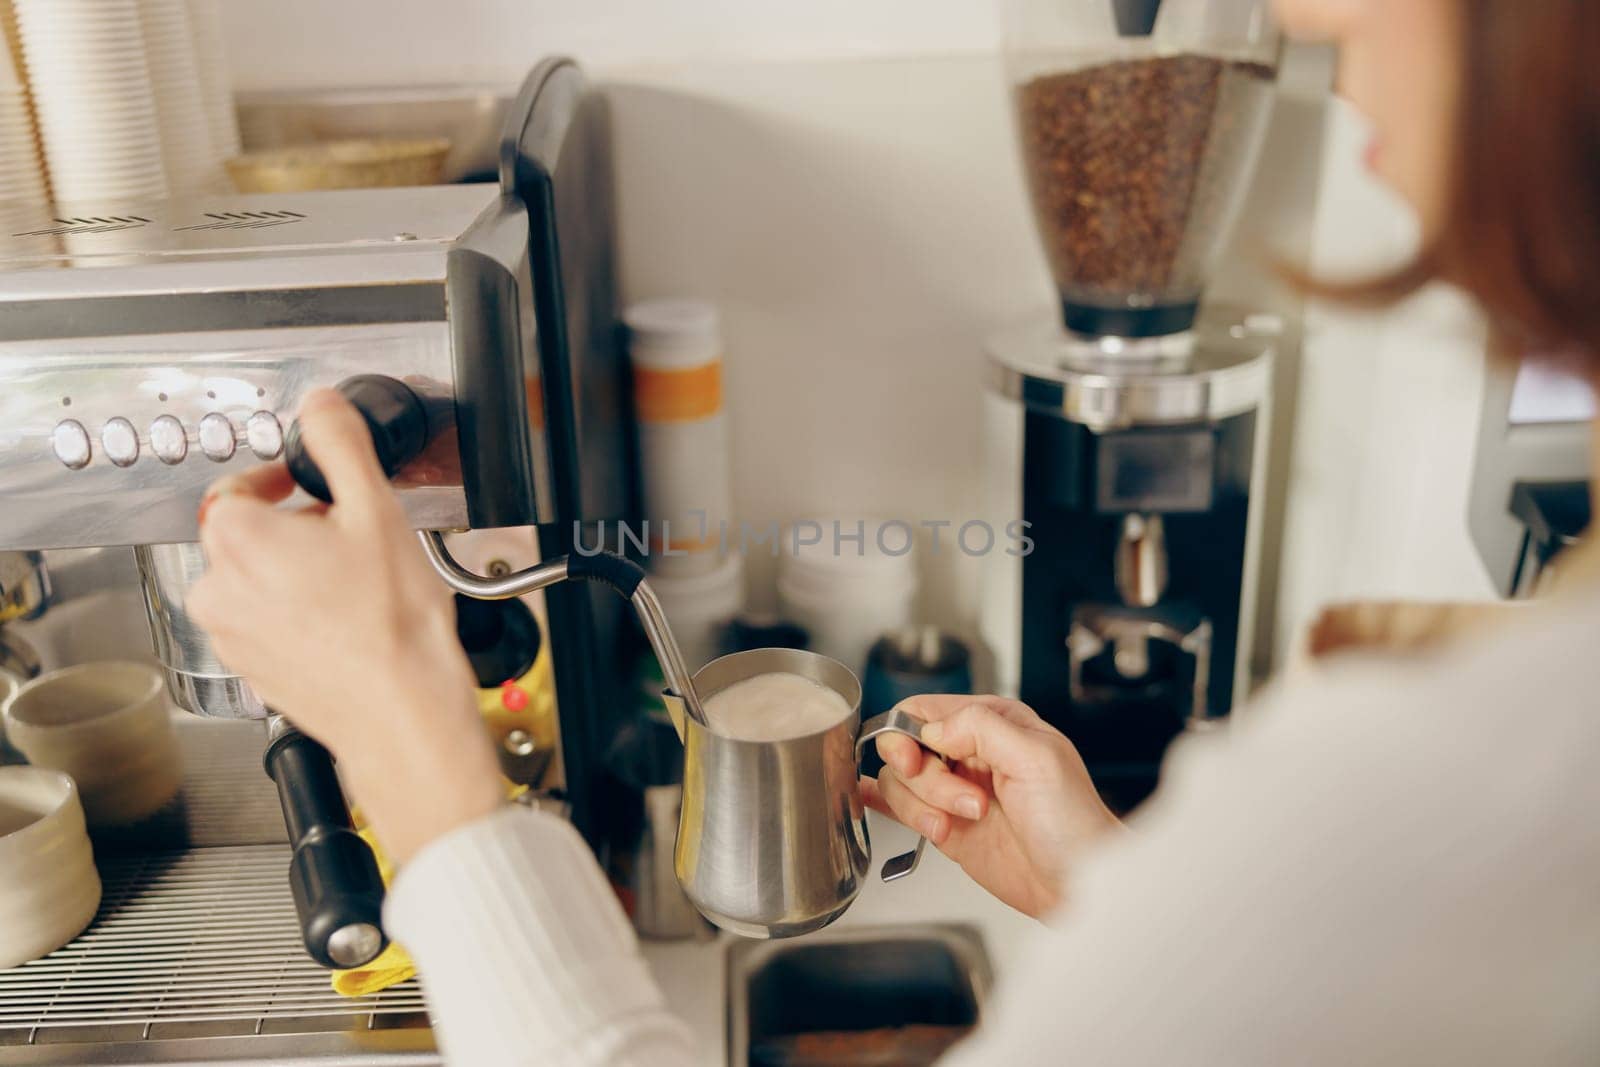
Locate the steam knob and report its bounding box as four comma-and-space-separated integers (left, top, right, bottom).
285, 375, 430, 502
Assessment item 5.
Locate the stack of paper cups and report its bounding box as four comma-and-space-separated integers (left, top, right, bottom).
627, 300, 734, 579
140, 0, 225, 195
184, 0, 238, 163
15, 0, 169, 203
0, 3, 48, 216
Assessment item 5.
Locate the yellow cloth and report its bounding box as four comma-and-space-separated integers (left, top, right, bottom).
332, 779, 530, 997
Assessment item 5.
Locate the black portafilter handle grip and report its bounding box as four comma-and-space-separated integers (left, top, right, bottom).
285, 375, 431, 503
264, 722, 389, 970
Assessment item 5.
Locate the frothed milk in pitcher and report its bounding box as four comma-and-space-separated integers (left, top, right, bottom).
701, 672, 851, 741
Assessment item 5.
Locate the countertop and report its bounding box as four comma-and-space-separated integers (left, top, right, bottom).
639, 810, 1040, 1063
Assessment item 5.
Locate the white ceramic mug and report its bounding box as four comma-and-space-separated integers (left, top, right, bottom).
0, 766, 102, 968
3, 662, 182, 827
0, 669, 18, 753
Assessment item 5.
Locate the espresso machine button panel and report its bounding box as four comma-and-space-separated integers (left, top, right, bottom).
198, 412, 237, 462
150, 414, 189, 464
101, 417, 140, 467
50, 419, 91, 469
246, 410, 285, 459
0, 322, 465, 549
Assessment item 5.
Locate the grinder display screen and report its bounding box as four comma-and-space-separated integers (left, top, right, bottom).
1096, 430, 1215, 514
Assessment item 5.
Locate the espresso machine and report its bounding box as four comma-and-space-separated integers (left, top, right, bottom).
0, 59, 639, 971
982, 0, 1281, 809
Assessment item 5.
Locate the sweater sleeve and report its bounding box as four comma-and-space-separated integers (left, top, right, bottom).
384, 805, 698, 1067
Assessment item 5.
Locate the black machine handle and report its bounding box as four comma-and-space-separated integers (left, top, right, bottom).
285, 375, 431, 504
264, 722, 389, 970
282, 374, 649, 599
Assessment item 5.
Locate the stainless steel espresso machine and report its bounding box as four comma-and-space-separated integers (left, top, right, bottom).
982, 0, 1281, 809
0, 57, 638, 985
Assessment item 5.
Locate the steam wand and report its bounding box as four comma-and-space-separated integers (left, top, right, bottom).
416, 532, 710, 733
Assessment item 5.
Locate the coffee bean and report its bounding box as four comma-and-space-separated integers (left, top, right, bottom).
1018, 55, 1275, 328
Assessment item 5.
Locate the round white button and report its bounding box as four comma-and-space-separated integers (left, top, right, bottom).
199, 413, 236, 462
246, 411, 284, 460
52, 420, 91, 469
150, 415, 188, 465
101, 417, 139, 467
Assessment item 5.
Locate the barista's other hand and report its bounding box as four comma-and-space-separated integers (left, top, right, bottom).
862, 695, 1120, 920
188, 390, 502, 866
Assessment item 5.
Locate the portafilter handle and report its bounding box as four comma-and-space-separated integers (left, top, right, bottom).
263, 716, 388, 969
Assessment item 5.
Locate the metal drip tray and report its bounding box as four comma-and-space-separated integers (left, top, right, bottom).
0, 846, 436, 1065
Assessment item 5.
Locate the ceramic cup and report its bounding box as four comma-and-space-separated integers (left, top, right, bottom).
3, 662, 182, 827
0, 766, 102, 968
0, 669, 17, 758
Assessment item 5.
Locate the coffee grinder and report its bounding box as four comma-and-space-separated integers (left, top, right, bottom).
982, 0, 1282, 809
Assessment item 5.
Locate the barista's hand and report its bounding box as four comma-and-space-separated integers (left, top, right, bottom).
188, 390, 503, 866
863, 695, 1121, 920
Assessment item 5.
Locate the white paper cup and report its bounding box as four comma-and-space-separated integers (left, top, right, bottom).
0, 767, 102, 969
15, 0, 169, 202
185, 0, 239, 159
141, 0, 224, 195
3, 662, 182, 827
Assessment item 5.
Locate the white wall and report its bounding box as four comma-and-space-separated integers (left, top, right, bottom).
218, 0, 1002, 89
606, 56, 1050, 624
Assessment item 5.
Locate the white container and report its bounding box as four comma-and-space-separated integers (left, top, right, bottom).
777, 523, 919, 674
0, 8, 45, 209
15, 0, 169, 203
0, 766, 102, 969
185, 0, 240, 161
0, 89, 49, 206
778, 575, 917, 677
4, 661, 182, 827
0, 7, 22, 93
140, 0, 226, 195
627, 299, 733, 579
0, 668, 17, 754
647, 552, 745, 671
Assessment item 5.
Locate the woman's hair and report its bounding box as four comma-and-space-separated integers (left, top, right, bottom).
1421, 1, 1600, 363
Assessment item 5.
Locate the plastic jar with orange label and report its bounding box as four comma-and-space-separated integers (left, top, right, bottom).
626, 299, 733, 579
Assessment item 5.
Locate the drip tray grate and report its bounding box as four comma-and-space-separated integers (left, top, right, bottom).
0, 845, 431, 1054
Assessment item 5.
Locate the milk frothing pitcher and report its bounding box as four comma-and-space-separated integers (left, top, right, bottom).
661, 648, 934, 940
